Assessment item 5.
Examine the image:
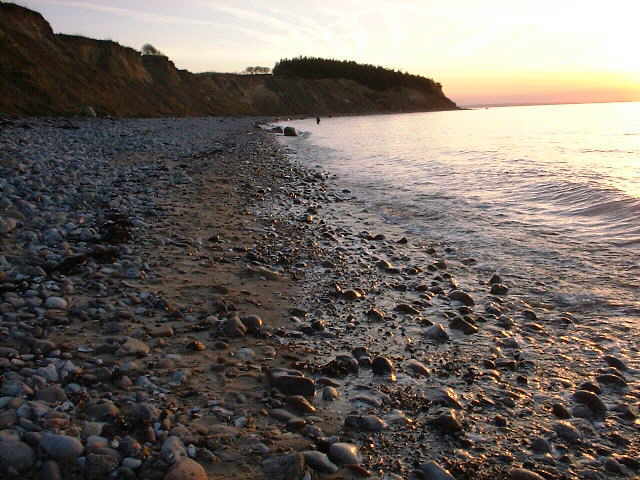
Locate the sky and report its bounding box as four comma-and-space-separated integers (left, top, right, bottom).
13, 0, 640, 106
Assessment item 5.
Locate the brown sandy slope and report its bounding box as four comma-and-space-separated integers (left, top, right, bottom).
0, 3, 458, 117
108, 128, 328, 479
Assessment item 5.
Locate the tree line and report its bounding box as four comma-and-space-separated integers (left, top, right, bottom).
272, 56, 441, 93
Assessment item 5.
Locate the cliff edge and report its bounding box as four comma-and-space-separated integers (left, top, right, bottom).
0, 3, 458, 117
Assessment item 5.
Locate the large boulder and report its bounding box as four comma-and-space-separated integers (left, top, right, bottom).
283, 126, 297, 137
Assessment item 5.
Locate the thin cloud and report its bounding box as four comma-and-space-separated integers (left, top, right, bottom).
26, 0, 285, 45
196, 1, 327, 42
31, 0, 219, 26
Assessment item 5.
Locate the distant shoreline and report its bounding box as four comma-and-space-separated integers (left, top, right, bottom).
461, 99, 639, 109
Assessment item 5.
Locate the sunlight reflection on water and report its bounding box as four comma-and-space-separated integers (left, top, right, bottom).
279, 102, 640, 321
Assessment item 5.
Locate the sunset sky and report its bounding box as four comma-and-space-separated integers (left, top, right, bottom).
15, 0, 640, 106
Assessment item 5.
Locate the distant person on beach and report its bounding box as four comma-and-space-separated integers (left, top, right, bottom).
316, 116, 320, 125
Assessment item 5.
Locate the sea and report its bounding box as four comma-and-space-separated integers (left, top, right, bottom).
278, 102, 640, 326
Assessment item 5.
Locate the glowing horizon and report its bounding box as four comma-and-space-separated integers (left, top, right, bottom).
12, 0, 640, 106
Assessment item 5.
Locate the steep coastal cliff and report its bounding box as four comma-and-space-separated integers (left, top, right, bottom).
0, 3, 458, 117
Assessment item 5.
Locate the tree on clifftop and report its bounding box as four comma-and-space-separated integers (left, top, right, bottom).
141, 43, 166, 57
242, 66, 271, 75
273, 56, 441, 94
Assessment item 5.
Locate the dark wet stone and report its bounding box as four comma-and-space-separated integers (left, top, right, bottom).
426, 387, 463, 409
85, 400, 120, 421
497, 315, 515, 328
572, 390, 607, 419
352, 393, 384, 407
485, 302, 503, 315
310, 319, 326, 331
285, 395, 316, 415
1, 380, 33, 397
39, 460, 62, 480
317, 377, 341, 387
552, 403, 571, 419
366, 308, 385, 321
270, 409, 299, 423
395, 303, 420, 314
165, 458, 208, 480
405, 359, 429, 377
117, 337, 150, 356
270, 372, 315, 396
524, 322, 545, 332
286, 417, 306, 431
116, 467, 136, 480
86, 453, 120, 478
604, 458, 625, 475
425, 323, 449, 342
262, 453, 305, 480
40, 433, 83, 461
376, 259, 396, 271
613, 403, 638, 422
352, 346, 369, 359
494, 415, 508, 427
328, 442, 361, 466
118, 436, 142, 458
283, 127, 298, 137
614, 455, 640, 470
572, 405, 593, 420
0, 410, 17, 429
371, 356, 395, 375
223, 315, 247, 337
553, 421, 580, 443
322, 386, 340, 401
489, 273, 502, 284
448, 290, 474, 306
320, 355, 359, 377
509, 468, 546, 480
0, 440, 35, 473
433, 259, 447, 269
240, 314, 263, 334
342, 289, 363, 300
431, 409, 463, 433
490, 283, 509, 295
161, 436, 187, 464
357, 355, 372, 368
418, 461, 455, 480
603, 355, 627, 371
449, 316, 478, 334
344, 415, 387, 432
597, 374, 627, 388
302, 451, 338, 474
531, 437, 551, 454
578, 381, 601, 395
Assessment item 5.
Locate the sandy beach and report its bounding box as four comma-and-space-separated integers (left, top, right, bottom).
0, 116, 638, 480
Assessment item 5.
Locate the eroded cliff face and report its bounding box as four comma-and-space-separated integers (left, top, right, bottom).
0, 3, 458, 117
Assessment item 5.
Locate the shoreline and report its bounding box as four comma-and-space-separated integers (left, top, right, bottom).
0, 116, 638, 480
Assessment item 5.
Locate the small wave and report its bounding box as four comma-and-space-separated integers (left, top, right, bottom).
581, 148, 637, 154
554, 292, 616, 311
523, 181, 640, 216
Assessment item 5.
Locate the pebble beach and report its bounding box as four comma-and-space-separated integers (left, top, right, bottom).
0, 116, 638, 480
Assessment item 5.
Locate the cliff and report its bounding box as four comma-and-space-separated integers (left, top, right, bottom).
0, 3, 458, 117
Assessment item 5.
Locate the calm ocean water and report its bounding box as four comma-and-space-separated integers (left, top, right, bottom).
279, 102, 640, 323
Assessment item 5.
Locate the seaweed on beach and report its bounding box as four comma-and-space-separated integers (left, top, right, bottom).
100, 211, 133, 244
